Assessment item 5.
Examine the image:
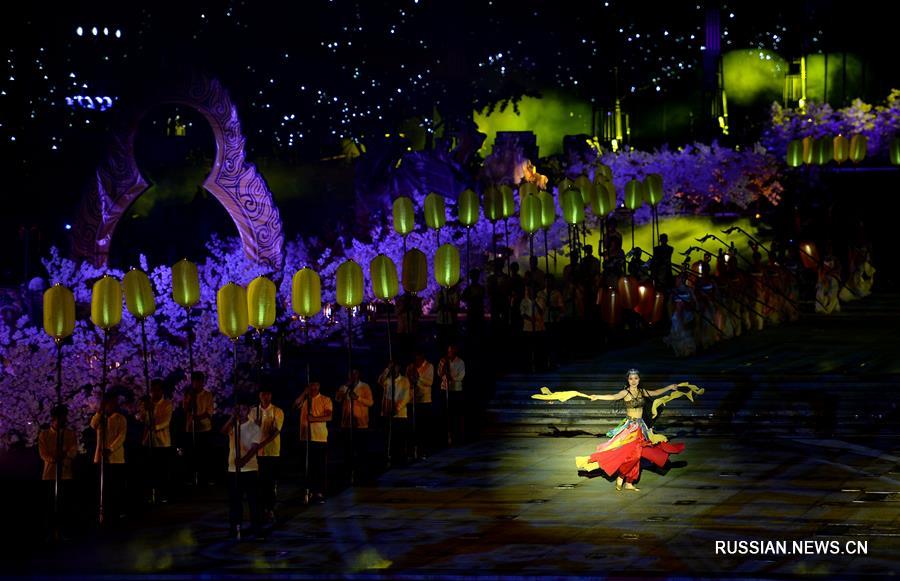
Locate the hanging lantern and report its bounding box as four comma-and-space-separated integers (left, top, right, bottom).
171, 259, 200, 308
786, 139, 804, 167
574, 175, 594, 207
596, 164, 613, 182
561, 189, 584, 225
43, 284, 75, 340
600, 289, 620, 327
291, 267, 321, 318
814, 136, 833, 165
247, 276, 277, 329
402, 248, 428, 293
392, 196, 415, 236
369, 254, 399, 300
336, 260, 364, 308
890, 137, 900, 166
799, 241, 819, 270
91, 275, 122, 330
457, 188, 479, 227
617, 276, 639, 310
624, 179, 644, 211
424, 193, 446, 230
644, 173, 664, 206
216, 283, 249, 339
123, 269, 156, 319
434, 244, 461, 288
802, 136, 815, 164
519, 194, 541, 234
538, 191, 556, 229
849, 134, 867, 163
650, 291, 666, 324
499, 185, 516, 218
833, 135, 850, 164
519, 182, 539, 198
635, 283, 655, 319
483, 186, 502, 222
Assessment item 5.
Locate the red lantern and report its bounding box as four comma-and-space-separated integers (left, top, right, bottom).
799, 241, 819, 270
601, 289, 620, 327
617, 276, 638, 310
650, 291, 666, 324
635, 283, 655, 318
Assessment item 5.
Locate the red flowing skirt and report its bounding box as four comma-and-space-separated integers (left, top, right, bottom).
588, 419, 684, 483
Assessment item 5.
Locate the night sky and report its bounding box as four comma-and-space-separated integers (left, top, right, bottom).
1, 1, 895, 278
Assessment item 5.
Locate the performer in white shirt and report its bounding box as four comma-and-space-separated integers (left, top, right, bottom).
249, 385, 284, 521
437, 344, 466, 445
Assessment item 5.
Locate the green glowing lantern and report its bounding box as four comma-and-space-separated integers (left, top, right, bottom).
596, 164, 613, 181
590, 181, 614, 217
291, 267, 321, 318
557, 177, 575, 197
624, 179, 645, 211
519, 194, 541, 234
91, 275, 122, 330
538, 191, 556, 229
402, 248, 428, 293
849, 134, 867, 163
457, 188, 479, 227
499, 184, 515, 218
814, 136, 833, 165
424, 193, 446, 230
483, 186, 502, 222
833, 135, 850, 164
519, 182, 539, 198
561, 189, 584, 225
434, 244, 461, 288
802, 136, 815, 165
124, 269, 156, 319
43, 284, 75, 341
336, 260, 364, 308
369, 254, 399, 300
786, 139, 804, 167
216, 282, 249, 339
644, 173, 664, 206
392, 196, 415, 236
574, 175, 594, 206
891, 138, 900, 166
247, 276, 277, 330
171, 259, 200, 308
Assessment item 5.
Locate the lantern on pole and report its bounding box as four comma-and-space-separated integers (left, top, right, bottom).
786, 139, 804, 167
890, 138, 900, 166
519, 182, 538, 198
499, 185, 515, 268
247, 275, 276, 371
833, 135, 850, 164
171, 259, 200, 385
124, 267, 158, 499
574, 175, 594, 207
457, 188, 479, 275
216, 281, 249, 520
644, 173, 664, 247
43, 283, 75, 519
802, 136, 814, 165
624, 178, 644, 250
402, 249, 428, 294
434, 244, 461, 289
291, 266, 321, 495
814, 136, 833, 165
520, 194, 541, 266
369, 253, 403, 466
483, 186, 502, 260
561, 188, 584, 266
424, 192, 446, 244
392, 196, 415, 253
90, 274, 121, 525
849, 134, 867, 163
538, 190, 556, 273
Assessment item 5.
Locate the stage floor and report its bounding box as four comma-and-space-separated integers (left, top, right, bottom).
24, 429, 899, 578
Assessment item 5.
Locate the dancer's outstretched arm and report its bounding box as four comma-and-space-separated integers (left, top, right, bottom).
647, 384, 678, 397
589, 390, 627, 401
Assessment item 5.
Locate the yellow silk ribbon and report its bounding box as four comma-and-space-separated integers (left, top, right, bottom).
531, 386, 592, 402
650, 382, 704, 418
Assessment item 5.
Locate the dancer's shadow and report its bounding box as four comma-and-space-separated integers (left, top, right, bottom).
540, 425, 606, 438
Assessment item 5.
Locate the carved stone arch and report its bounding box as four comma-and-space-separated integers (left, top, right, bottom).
72, 74, 284, 271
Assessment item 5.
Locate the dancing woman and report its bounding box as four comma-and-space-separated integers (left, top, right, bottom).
575, 369, 685, 491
